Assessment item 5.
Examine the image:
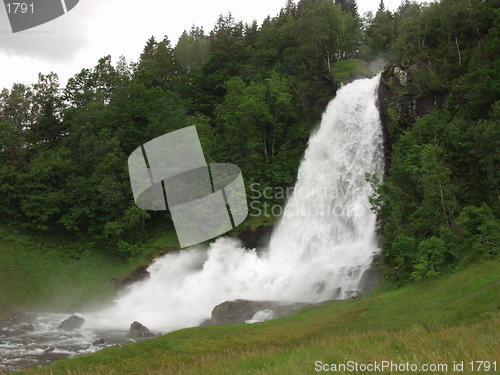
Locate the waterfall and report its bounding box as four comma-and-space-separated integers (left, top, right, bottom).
86, 75, 385, 332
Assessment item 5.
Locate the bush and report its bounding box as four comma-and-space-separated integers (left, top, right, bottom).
456, 205, 499, 258
412, 237, 449, 281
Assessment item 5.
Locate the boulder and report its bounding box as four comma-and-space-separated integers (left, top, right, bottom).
207, 299, 309, 326
92, 338, 106, 346
128, 321, 154, 338
58, 315, 85, 330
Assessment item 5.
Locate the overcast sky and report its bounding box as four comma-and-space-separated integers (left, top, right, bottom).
0, 0, 415, 90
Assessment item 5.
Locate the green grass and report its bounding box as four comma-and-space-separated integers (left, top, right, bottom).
0, 216, 188, 313
331, 59, 374, 84
0, 225, 136, 312
19, 257, 500, 375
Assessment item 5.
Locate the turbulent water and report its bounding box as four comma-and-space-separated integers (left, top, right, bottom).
0, 75, 384, 371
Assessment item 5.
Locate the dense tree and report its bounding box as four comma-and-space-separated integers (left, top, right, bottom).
0, 0, 497, 272
174, 26, 210, 73
366, 0, 499, 280
335, 0, 359, 17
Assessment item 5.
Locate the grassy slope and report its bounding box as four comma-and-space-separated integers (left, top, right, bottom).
0, 215, 189, 313
0, 225, 139, 312
20, 257, 500, 375
0, 214, 275, 313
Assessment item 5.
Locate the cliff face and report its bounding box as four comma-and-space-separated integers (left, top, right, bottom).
377, 64, 449, 169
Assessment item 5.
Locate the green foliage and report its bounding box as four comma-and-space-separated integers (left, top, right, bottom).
412, 236, 449, 280
456, 205, 500, 258
388, 234, 417, 279
373, 106, 498, 280
0, 0, 364, 253
103, 206, 150, 255
363, 8, 395, 59
174, 26, 210, 72
0, 0, 497, 282
366, 0, 499, 281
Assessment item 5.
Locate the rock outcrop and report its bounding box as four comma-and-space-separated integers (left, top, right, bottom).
357, 255, 383, 296
378, 63, 449, 167
92, 338, 106, 346
112, 264, 150, 289
204, 299, 309, 326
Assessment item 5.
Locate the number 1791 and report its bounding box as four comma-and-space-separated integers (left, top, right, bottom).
6, 2, 34, 14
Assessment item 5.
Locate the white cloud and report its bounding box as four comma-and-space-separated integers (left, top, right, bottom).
0, 0, 420, 90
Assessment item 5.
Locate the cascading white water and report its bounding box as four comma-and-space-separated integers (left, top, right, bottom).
85, 75, 385, 332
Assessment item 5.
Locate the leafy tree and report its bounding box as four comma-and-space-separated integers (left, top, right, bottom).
412, 237, 449, 280
174, 26, 210, 73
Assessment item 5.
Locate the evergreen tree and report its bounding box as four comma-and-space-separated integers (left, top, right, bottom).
335, 0, 358, 17
378, 0, 385, 13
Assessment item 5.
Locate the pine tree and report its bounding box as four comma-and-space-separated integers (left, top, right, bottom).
284, 0, 296, 15
378, 0, 385, 13
140, 36, 158, 62
334, 0, 359, 17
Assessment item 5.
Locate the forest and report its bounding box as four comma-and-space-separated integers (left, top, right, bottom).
0, 0, 498, 281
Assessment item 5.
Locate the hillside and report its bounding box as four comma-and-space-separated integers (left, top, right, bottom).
17, 257, 499, 375
0, 0, 498, 373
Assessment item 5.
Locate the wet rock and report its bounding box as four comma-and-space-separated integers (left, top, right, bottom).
58, 315, 85, 330
92, 338, 106, 346
211, 300, 267, 324
44, 346, 55, 353
199, 319, 214, 327
128, 321, 154, 338
245, 309, 275, 324
0, 312, 36, 336
112, 264, 150, 288
237, 225, 273, 250
207, 299, 309, 325
358, 256, 383, 296
393, 66, 408, 86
